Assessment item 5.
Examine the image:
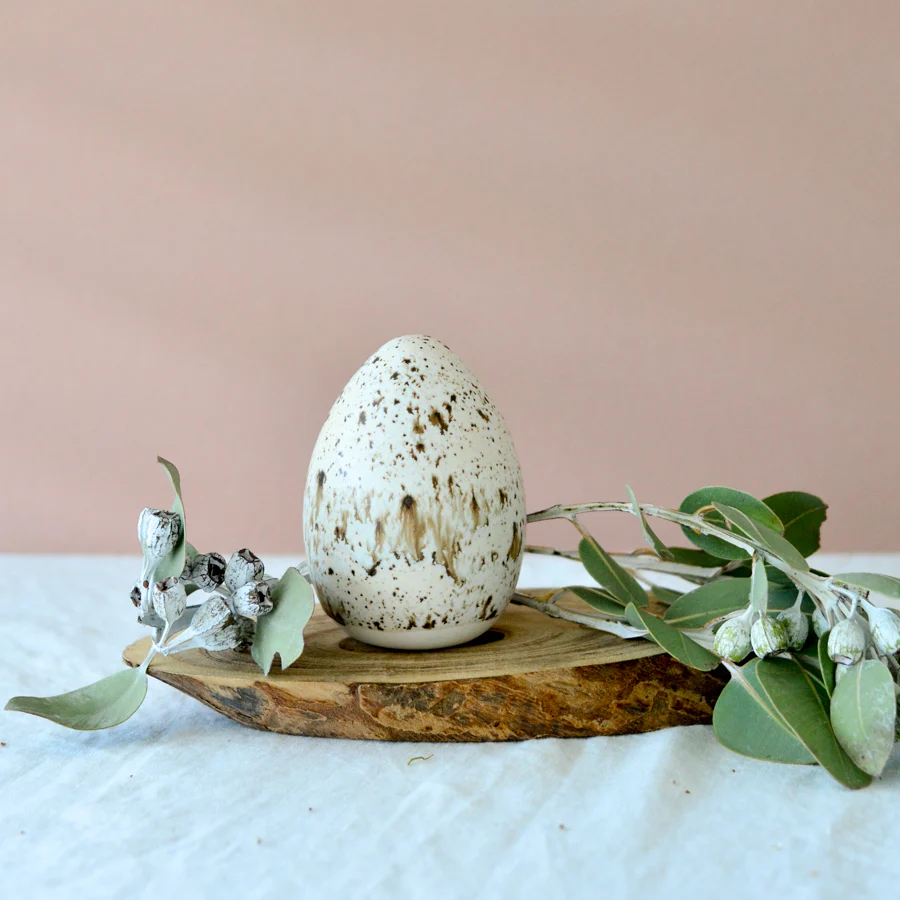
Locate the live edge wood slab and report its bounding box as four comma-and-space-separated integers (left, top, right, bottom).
123, 592, 727, 742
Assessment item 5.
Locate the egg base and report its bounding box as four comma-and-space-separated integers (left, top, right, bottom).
340, 618, 496, 651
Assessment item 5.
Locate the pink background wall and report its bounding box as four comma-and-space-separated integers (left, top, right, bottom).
2, 3, 899, 555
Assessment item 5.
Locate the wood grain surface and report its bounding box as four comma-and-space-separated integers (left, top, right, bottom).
123, 595, 727, 741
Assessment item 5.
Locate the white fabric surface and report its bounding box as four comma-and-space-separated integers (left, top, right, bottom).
3, 552, 900, 900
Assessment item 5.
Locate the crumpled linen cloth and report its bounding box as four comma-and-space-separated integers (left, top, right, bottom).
2, 552, 899, 900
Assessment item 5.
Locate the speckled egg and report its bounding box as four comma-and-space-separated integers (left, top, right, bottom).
303, 335, 526, 650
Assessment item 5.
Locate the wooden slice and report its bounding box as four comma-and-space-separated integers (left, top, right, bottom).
123, 594, 727, 741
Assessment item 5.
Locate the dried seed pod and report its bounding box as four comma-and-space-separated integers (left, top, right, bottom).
152, 576, 187, 624
200, 616, 256, 651
132, 579, 164, 628
224, 549, 264, 593
137, 508, 181, 562
189, 552, 227, 591
231, 580, 273, 617
867, 606, 900, 657
828, 617, 867, 665
751, 616, 790, 658
160, 594, 235, 654
190, 594, 234, 634
812, 608, 830, 638
713, 617, 752, 662
777, 607, 809, 650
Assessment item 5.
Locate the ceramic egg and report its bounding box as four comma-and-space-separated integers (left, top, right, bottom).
303, 335, 526, 649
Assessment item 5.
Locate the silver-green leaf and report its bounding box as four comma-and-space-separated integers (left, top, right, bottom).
663, 578, 751, 629
5, 668, 148, 731
626, 485, 672, 560
712, 503, 809, 572
713, 660, 816, 764
678, 487, 783, 560
755, 657, 871, 789
830, 659, 896, 777
762, 492, 828, 558
565, 586, 627, 617
835, 572, 900, 601
578, 535, 647, 607
251, 567, 315, 676
750, 555, 768, 615
625, 603, 721, 671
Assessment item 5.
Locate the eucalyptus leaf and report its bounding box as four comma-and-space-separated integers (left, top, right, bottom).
755, 657, 871, 789
565, 586, 628, 617
712, 503, 809, 572
817, 631, 836, 697
251, 567, 315, 676
713, 660, 816, 764
763, 492, 828, 558
666, 547, 724, 568
679, 487, 783, 560
830, 660, 896, 777
5, 668, 148, 731
649, 585, 682, 606
663, 579, 751, 629
578, 536, 647, 607
794, 654, 828, 695
750, 555, 768, 615
834, 572, 900, 601
626, 485, 672, 560
155, 456, 187, 581
727, 563, 795, 587
624, 603, 720, 671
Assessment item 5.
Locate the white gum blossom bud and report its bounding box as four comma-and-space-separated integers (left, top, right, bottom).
777, 607, 809, 650
828, 618, 867, 666
714, 617, 752, 662
751, 616, 790, 658
867, 606, 900, 657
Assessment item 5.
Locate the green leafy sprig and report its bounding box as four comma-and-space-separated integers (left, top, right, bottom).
520, 487, 900, 789
6, 458, 314, 731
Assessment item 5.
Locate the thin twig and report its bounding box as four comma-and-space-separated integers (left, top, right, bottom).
511, 592, 645, 639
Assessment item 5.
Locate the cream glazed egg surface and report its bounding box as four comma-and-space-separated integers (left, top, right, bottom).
303, 335, 526, 649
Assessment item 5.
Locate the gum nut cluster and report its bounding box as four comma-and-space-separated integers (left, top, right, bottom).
131, 500, 275, 652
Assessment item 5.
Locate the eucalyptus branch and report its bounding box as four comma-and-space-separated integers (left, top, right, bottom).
511, 591, 645, 639
525, 544, 719, 581
526, 500, 844, 614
